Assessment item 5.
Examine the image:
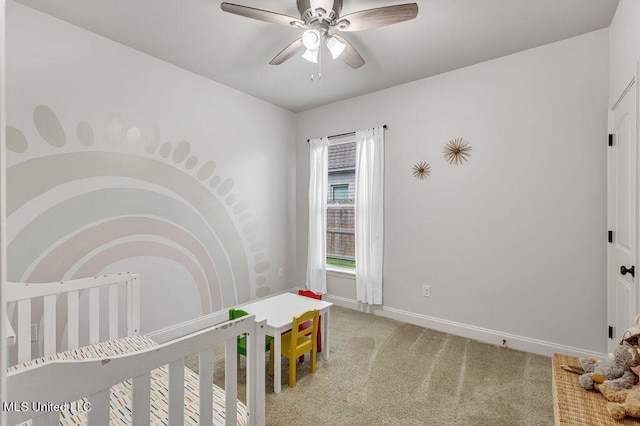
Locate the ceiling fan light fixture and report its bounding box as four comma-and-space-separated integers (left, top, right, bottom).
302, 48, 319, 63
302, 29, 321, 50
326, 35, 346, 59
221, 1, 419, 71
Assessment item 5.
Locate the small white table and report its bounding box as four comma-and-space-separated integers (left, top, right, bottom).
238, 292, 333, 393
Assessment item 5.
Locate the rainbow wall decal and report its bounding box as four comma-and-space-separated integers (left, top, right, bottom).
6, 105, 271, 326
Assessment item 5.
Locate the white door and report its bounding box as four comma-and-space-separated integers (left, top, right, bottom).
608, 71, 638, 351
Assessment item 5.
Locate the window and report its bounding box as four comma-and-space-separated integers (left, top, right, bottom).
332, 184, 349, 200
326, 140, 356, 269
307, 127, 384, 302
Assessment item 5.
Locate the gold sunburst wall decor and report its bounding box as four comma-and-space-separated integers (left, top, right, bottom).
443, 138, 472, 165
412, 161, 431, 180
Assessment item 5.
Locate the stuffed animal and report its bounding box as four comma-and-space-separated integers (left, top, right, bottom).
579, 340, 640, 391
599, 382, 640, 420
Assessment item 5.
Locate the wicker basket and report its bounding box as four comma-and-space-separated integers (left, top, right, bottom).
552, 353, 640, 425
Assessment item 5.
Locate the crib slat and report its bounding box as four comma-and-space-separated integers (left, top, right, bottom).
108, 283, 119, 340
17, 299, 31, 363
67, 291, 79, 349
43, 294, 56, 356
198, 347, 214, 426
89, 287, 100, 344
132, 372, 151, 425
168, 359, 185, 425
88, 389, 110, 423
245, 330, 254, 423
246, 326, 263, 426
128, 274, 141, 335
225, 338, 238, 426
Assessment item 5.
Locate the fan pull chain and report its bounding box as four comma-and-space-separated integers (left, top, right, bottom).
318, 46, 322, 80
310, 48, 322, 81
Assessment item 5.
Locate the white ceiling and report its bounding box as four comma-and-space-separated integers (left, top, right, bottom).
15, 0, 619, 112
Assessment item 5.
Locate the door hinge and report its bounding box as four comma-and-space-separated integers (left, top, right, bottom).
609, 134, 614, 146
608, 230, 614, 243
609, 326, 614, 339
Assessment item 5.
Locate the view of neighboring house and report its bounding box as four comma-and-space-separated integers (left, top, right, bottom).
327, 141, 356, 267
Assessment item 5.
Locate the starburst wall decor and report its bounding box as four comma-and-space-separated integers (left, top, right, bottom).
412, 161, 431, 180
443, 138, 472, 165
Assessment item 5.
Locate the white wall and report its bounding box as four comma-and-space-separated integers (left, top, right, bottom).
296, 29, 609, 356
6, 3, 297, 334
609, 0, 640, 106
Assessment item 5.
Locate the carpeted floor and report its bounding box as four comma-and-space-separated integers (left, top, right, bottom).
186, 306, 554, 426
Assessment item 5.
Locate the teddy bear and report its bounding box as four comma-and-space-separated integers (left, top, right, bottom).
599, 382, 640, 420
578, 340, 640, 391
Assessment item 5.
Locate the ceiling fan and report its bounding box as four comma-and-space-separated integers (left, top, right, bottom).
220, 0, 419, 69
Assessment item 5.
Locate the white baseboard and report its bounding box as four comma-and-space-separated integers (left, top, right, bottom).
323, 294, 607, 359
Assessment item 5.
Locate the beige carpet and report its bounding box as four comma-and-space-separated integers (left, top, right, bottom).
186, 306, 553, 426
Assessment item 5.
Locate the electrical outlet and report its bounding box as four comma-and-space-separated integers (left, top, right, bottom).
278, 267, 284, 278
422, 284, 431, 298
31, 324, 37, 342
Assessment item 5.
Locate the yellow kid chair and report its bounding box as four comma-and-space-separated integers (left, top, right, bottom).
229, 308, 274, 368
270, 309, 320, 388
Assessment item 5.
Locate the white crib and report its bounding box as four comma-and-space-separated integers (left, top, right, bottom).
4, 272, 266, 425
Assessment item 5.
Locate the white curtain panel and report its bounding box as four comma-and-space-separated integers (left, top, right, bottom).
355, 127, 384, 305
306, 138, 328, 294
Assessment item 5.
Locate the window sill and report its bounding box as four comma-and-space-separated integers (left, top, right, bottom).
326, 266, 356, 279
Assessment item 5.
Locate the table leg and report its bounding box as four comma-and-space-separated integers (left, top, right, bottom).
273, 331, 281, 393
322, 309, 330, 361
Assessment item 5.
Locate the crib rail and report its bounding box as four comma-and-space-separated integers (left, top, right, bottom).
6, 272, 140, 364
5, 315, 266, 426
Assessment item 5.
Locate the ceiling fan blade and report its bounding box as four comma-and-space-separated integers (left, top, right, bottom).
270, 38, 305, 65
332, 34, 365, 69
221, 2, 304, 27
335, 3, 418, 32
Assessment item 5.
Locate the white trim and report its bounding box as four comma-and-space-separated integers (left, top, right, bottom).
147, 310, 228, 344
148, 288, 296, 343
326, 266, 355, 279
324, 294, 607, 359
637, 62, 640, 334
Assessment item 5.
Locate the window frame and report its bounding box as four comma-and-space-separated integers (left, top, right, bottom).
331, 184, 349, 201
326, 136, 357, 273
